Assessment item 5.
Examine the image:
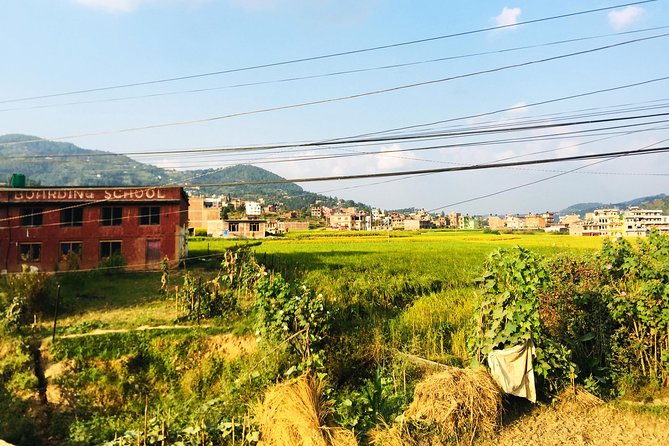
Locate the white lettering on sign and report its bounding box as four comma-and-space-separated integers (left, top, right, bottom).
14, 189, 167, 201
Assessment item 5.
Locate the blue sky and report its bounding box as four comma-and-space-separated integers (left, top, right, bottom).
1, 0, 668, 214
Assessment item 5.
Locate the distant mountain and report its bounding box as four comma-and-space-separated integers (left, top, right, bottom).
0, 134, 368, 210
560, 194, 669, 217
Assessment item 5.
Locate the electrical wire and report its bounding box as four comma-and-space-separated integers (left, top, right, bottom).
2, 25, 667, 114
427, 137, 669, 212
0, 0, 655, 105
1, 32, 667, 147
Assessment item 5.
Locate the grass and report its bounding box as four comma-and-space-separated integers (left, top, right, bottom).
1, 230, 610, 445
46, 271, 178, 334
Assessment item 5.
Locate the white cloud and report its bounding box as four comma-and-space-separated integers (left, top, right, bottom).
226, 0, 280, 11
493, 7, 521, 28
75, 0, 204, 13
75, 0, 145, 13
554, 139, 580, 158
608, 6, 645, 30
375, 144, 413, 171
507, 102, 528, 115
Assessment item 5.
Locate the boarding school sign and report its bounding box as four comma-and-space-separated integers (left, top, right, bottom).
9, 188, 173, 202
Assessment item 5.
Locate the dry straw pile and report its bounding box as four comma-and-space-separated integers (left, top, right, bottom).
371, 366, 502, 445
406, 366, 502, 438
255, 375, 357, 446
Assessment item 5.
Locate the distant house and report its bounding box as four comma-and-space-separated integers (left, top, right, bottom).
459, 215, 481, 230
245, 201, 262, 217
404, 219, 434, 231
448, 212, 461, 228
222, 219, 266, 239
188, 196, 223, 236
310, 206, 323, 218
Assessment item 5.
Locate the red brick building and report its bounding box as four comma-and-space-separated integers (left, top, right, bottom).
0, 186, 189, 273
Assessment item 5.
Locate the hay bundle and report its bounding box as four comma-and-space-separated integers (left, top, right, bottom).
255, 375, 357, 446
558, 385, 603, 408
404, 366, 502, 440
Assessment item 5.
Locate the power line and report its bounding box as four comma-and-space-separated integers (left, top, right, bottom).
3, 31, 665, 149
4, 107, 669, 160
163, 145, 669, 187
427, 137, 669, 212
0, 0, 655, 105
3, 26, 667, 114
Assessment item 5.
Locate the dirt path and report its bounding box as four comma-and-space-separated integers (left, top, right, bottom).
52, 324, 211, 339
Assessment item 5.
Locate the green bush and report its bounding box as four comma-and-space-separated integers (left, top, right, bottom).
194, 228, 208, 237
0, 271, 54, 327
598, 230, 669, 391
98, 254, 127, 273
469, 247, 574, 396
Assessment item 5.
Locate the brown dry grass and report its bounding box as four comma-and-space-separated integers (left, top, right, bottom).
370, 366, 502, 445
476, 397, 669, 446
254, 375, 357, 446
204, 333, 256, 360
405, 366, 502, 438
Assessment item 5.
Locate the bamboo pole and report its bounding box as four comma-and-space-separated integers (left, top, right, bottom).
144, 396, 149, 446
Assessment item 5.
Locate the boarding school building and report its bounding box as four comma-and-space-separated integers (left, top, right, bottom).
0, 186, 189, 273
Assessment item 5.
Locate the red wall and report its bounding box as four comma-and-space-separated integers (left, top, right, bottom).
0, 187, 188, 273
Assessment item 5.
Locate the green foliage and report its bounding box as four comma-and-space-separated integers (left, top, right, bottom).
194, 228, 208, 237
469, 247, 574, 395
254, 273, 331, 374
0, 271, 54, 327
0, 384, 42, 446
98, 254, 127, 273
388, 289, 473, 364
334, 366, 413, 435
599, 230, 669, 389
540, 254, 613, 393
177, 247, 262, 321
0, 332, 42, 446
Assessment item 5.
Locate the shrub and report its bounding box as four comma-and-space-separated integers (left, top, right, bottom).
598, 230, 669, 390
99, 254, 127, 273
194, 228, 208, 237
255, 273, 332, 374
468, 247, 574, 396
0, 271, 54, 327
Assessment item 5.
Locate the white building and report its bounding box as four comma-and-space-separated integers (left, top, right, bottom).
245, 201, 262, 217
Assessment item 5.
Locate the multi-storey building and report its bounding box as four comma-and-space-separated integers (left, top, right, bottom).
0, 186, 189, 272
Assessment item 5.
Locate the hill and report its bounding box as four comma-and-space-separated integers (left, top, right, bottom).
560, 194, 669, 216
0, 134, 367, 210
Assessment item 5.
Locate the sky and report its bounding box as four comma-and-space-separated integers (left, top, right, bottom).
1, 0, 668, 214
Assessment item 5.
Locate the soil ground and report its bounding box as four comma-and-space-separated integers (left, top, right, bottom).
478, 399, 669, 446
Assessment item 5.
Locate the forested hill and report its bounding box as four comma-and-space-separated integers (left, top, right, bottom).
560, 193, 669, 216
0, 134, 367, 210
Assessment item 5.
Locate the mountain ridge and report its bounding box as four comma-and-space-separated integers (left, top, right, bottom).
560, 194, 669, 217
0, 134, 367, 210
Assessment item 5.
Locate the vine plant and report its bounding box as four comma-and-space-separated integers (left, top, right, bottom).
469, 247, 574, 396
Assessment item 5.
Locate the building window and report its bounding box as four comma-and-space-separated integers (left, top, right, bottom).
19, 243, 41, 262
139, 207, 160, 225
101, 207, 122, 226
249, 222, 260, 232
228, 222, 239, 232
61, 207, 83, 227
20, 207, 43, 227
100, 241, 122, 259
60, 242, 82, 259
